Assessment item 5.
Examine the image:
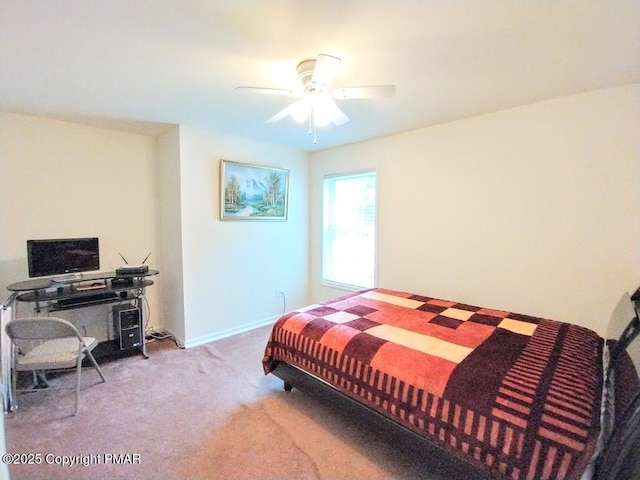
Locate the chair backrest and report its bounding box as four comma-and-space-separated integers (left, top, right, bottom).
5, 317, 82, 342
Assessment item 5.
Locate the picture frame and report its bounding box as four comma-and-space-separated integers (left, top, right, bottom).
220, 160, 289, 221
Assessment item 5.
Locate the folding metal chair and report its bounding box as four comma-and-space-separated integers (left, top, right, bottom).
5, 317, 106, 415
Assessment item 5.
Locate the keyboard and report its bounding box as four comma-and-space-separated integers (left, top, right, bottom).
56, 291, 119, 309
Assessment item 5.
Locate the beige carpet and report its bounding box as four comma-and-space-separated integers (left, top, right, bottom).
4, 324, 487, 480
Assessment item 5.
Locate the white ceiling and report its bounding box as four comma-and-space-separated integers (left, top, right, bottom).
1, 0, 639, 152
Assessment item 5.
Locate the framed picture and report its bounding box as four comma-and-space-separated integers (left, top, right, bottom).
220, 160, 290, 221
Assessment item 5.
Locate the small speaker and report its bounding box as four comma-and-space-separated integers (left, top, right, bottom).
112, 305, 142, 350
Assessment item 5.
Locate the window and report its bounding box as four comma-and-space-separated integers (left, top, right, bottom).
322, 170, 376, 289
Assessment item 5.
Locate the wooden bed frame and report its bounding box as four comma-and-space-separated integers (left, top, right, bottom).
267, 293, 640, 480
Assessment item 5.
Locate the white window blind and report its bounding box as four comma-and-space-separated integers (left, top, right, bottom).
322, 170, 376, 289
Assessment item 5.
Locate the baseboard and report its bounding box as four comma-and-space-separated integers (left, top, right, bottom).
168, 315, 279, 350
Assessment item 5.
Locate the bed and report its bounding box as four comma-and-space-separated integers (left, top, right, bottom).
262, 288, 640, 480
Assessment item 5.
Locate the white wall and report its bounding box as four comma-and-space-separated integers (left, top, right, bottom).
161, 126, 309, 348
310, 85, 640, 336
0, 114, 310, 349
156, 126, 185, 342
0, 112, 162, 329
3, 84, 636, 343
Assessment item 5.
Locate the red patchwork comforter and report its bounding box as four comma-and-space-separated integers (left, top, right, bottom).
263, 288, 604, 480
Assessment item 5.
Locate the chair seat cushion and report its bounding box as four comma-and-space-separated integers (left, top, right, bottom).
16, 337, 97, 370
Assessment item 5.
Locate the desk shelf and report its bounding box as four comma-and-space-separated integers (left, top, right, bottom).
15, 279, 153, 308
7, 270, 158, 360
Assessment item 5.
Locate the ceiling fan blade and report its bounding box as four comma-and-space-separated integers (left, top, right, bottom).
311, 54, 342, 87
312, 97, 349, 127
235, 86, 300, 97
326, 98, 349, 126
266, 99, 309, 123
266, 104, 296, 124
331, 85, 396, 99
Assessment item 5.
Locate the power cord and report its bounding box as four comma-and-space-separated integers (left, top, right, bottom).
143, 294, 151, 332
145, 326, 183, 349
145, 328, 170, 341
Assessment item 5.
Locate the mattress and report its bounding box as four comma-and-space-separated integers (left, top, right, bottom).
263, 288, 605, 480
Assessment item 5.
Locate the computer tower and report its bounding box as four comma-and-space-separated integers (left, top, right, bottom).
112, 304, 142, 350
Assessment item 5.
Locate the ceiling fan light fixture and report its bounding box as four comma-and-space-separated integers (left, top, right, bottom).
312, 112, 332, 128
290, 98, 310, 123
312, 96, 333, 127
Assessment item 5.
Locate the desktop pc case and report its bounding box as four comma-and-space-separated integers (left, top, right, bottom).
112, 304, 142, 350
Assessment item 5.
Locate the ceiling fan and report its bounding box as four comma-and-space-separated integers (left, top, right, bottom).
236, 54, 395, 144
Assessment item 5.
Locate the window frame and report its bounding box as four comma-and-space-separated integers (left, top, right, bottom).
321, 168, 378, 291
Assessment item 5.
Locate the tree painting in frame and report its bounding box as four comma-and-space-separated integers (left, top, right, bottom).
221, 160, 289, 220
